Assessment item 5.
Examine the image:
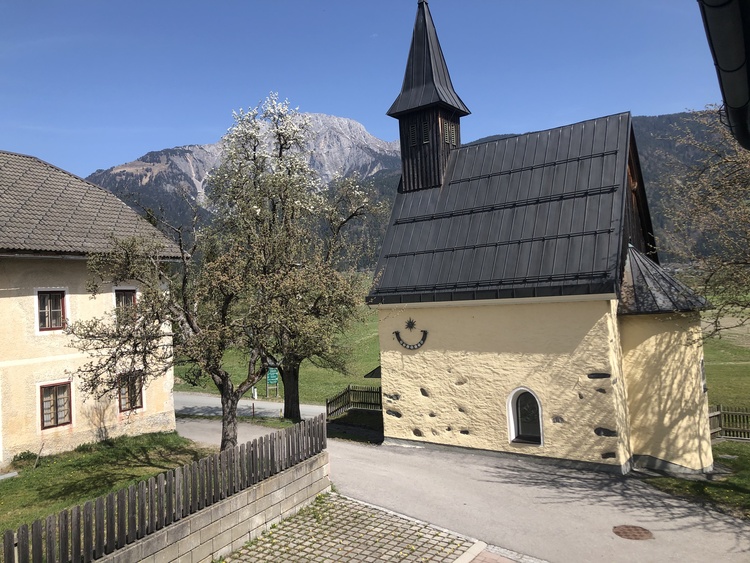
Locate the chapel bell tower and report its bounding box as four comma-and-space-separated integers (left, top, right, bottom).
388, 0, 470, 192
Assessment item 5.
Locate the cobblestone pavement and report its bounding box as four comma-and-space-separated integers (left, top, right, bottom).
223, 494, 485, 563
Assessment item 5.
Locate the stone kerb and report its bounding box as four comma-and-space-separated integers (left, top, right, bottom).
100, 452, 331, 563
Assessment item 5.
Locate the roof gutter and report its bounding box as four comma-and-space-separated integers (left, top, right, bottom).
699, 0, 750, 149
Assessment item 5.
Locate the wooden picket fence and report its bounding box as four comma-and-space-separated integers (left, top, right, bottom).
709, 405, 750, 441
325, 385, 382, 420
1, 415, 326, 563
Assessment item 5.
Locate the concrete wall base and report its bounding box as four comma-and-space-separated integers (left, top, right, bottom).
100, 451, 330, 563
383, 437, 632, 475
632, 454, 713, 475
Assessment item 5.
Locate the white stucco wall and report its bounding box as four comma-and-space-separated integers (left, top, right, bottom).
377, 297, 631, 470
0, 257, 175, 465
619, 312, 713, 472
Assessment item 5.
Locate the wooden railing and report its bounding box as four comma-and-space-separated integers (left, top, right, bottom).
1, 415, 326, 563
326, 385, 382, 420
710, 405, 750, 441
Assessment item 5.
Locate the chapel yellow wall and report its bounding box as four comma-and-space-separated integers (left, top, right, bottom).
0, 258, 176, 465
378, 299, 631, 469
619, 313, 713, 472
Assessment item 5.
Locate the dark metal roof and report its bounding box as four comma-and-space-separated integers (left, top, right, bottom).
618, 245, 708, 315
699, 0, 750, 149
369, 113, 642, 304
0, 150, 180, 257
387, 0, 470, 118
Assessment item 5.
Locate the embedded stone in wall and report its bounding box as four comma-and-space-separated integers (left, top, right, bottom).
588, 372, 611, 379
578, 392, 585, 400
552, 416, 565, 424
458, 406, 466, 413
460, 429, 470, 435
413, 429, 424, 437
429, 412, 437, 418
420, 388, 430, 397
596, 388, 607, 394
601, 452, 616, 459
386, 410, 402, 418
595, 427, 618, 437
454, 379, 467, 386
384, 393, 401, 401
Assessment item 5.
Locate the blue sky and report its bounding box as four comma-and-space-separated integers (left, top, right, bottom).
1, 0, 720, 178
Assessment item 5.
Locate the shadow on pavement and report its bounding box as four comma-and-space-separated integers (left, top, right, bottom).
327, 409, 384, 444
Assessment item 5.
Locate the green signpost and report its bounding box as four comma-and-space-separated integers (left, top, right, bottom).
266, 367, 279, 397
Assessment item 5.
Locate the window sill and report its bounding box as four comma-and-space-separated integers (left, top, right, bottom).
510, 438, 542, 446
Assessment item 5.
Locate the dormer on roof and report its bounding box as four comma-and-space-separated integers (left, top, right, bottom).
389, 0, 470, 193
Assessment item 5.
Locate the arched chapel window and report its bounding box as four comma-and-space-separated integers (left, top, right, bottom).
509, 389, 542, 445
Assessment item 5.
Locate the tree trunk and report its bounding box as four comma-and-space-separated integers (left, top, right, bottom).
282, 363, 301, 422
220, 388, 240, 450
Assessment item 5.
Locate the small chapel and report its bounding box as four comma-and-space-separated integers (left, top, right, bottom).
368, 0, 713, 474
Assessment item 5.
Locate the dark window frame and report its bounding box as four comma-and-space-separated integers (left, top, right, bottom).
38, 290, 66, 331
511, 390, 542, 445
119, 371, 144, 412
41, 382, 72, 429
115, 289, 137, 309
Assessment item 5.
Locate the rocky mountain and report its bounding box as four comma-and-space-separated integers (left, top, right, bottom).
86, 114, 401, 219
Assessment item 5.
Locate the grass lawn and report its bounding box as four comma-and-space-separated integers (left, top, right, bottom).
174, 308, 381, 405
0, 432, 215, 534
703, 338, 750, 408
647, 441, 750, 519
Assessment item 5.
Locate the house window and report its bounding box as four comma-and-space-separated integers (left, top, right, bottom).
422, 121, 430, 144
38, 291, 65, 331
509, 389, 542, 445
115, 289, 136, 309
119, 371, 144, 412
41, 383, 71, 429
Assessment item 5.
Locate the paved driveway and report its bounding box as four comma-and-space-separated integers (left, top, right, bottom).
174, 394, 750, 563
327, 440, 750, 563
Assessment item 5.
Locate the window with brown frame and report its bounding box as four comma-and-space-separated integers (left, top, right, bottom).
115, 289, 136, 309
38, 291, 65, 331
119, 371, 144, 412
41, 382, 71, 429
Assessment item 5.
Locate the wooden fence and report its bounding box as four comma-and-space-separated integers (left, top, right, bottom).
325, 385, 381, 420
709, 405, 750, 441
1, 415, 326, 563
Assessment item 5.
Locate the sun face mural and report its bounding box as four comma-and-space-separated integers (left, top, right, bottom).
393, 318, 428, 350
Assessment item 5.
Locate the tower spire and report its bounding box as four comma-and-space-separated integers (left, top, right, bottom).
388, 0, 469, 118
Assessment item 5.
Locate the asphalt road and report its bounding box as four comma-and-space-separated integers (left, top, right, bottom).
174, 393, 750, 563
173, 391, 325, 420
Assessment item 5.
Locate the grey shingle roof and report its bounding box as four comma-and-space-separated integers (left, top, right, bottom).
618, 245, 708, 315
387, 0, 470, 118
0, 150, 180, 256
369, 112, 651, 304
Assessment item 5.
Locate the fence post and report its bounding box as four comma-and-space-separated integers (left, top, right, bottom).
94, 496, 104, 558
116, 489, 126, 547
70, 507, 80, 563
165, 471, 174, 526
58, 509, 69, 563
3, 529, 14, 563
105, 494, 115, 554
82, 502, 92, 563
